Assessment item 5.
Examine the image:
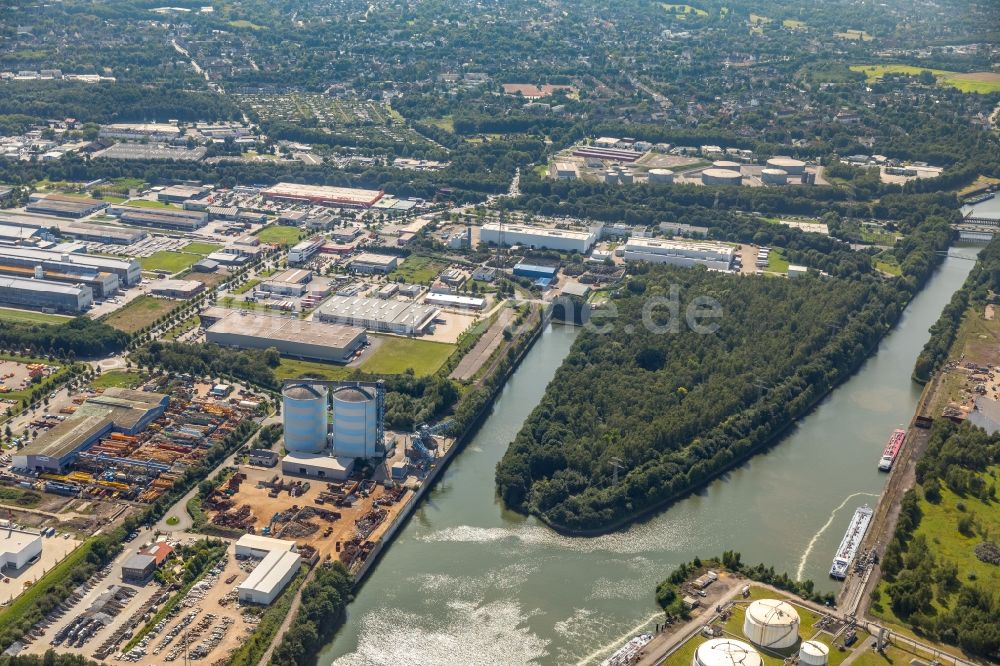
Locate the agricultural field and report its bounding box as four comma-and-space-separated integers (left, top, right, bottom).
235, 92, 434, 148
850, 65, 1000, 93
254, 225, 305, 246
388, 255, 448, 284
103, 295, 181, 333
0, 307, 72, 325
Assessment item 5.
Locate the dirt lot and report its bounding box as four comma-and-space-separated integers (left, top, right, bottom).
213, 451, 416, 564
422, 308, 481, 344
0, 533, 82, 605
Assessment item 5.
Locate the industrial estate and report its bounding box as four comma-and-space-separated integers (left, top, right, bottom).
0, 0, 998, 665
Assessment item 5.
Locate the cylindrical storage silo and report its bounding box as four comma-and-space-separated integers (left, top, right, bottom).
761, 168, 788, 185
331, 386, 378, 459
603, 171, 619, 184
702, 168, 742, 186
620, 170, 634, 184
799, 640, 829, 666
693, 638, 763, 666
766, 157, 806, 175
648, 168, 675, 184
713, 160, 742, 170
282, 383, 328, 453
743, 599, 800, 649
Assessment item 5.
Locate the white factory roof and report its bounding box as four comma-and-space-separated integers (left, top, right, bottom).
282, 452, 354, 474
424, 293, 486, 308
0, 246, 137, 272
481, 222, 594, 240
0, 528, 41, 556
262, 182, 383, 206
235, 534, 297, 555
625, 238, 735, 254
351, 252, 398, 266
238, 549, 301, 596
103, 122, 180, 134
320, 295, 439, 328
0, 275, 89, 295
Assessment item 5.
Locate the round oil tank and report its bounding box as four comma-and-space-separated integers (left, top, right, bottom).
282, 383, 328, 453
799, 640, 830, 666
693, 638, 763, 666
702, 168, 743, 186
713, 160, 742, 170
761, 168, 788, 185
648, 168, 675, 184
766, 157, 806, 175
331, 386, 378, 459
743, 599, 800, 649
620, 171, 634, 184
603, 171, 620, 184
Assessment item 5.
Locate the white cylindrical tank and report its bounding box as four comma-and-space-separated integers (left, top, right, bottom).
693, 638, 763, 666
766, 157, 806, 175
620, 170, 634, 184
332, 386, 378, 459
603, 171, 619, 184
713, 160, 742, 170
761, 168, 788, 185
648, 168, 675, 184
743, 599, 800, 649
799, 640, 830, 666
702, 168, 743, 186
282, 383, 328, 453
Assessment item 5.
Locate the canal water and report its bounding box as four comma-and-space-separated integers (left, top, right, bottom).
321, 245, 980, 666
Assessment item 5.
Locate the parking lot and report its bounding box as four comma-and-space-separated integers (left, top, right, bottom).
79, 236, 190, 259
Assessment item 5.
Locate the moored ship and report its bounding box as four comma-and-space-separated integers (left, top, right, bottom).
830, 505, 874, 579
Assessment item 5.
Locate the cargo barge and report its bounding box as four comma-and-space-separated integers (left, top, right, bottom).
878, 428, 906, 472
830, 505, 873, 579
602, 634, 653, 666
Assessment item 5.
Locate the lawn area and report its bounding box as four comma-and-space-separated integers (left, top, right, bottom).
183, 241, 221, 255
783, 18, 805, 28
874, 253, 902, 277
228, 19, 264, 29
423, 115, 455, 132
835, 30, 873, 41
91, 370, 143, 389
103, 295, 181, 333
766, 249, 789, 274
276, 358, 352, 382
388, 255, 448, 284
0, 307, 72, 325
125, 198, 178, 209
363, 336, 454, 375
255, 225, 305, 246
850, 65, 1000, 94
140, 251, 202, 273
232, 278, 260, 295
958, 176, 1000, 197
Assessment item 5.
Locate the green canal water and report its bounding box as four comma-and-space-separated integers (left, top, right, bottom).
321, 245, 980, 665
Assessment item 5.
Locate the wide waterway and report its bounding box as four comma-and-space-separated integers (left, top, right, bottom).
322, 245, 980, 666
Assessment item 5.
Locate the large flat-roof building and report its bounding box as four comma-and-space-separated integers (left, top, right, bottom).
0, 276, 93, 312
26, 193, 108, 218
157, 185, 211, 203
480, 222, 597, 253
235, 535, 301, 606
261, 182, 384, 209
13, 389, 169, 472
62, 222, 148, 245
287, 237, 324, 265
622, 238, 735, 270
0, 259, 118, 298
0, 246, 141, 286
93, 144, 207, 162
349, 253, 398, 274
107, 205, 208, 232
0, 528, 42, 571
149, 279, 204, 298
317, 295, 439, 336
98, 123, 180, 142
206, 311, 367, 363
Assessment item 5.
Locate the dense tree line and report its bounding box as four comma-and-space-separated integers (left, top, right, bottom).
877, 421, 1000, 661
269, 563, 353, 666
0, 317, 127, 359
913, 237, 1000, 382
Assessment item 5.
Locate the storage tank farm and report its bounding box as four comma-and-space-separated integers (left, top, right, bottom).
692, 638, 763, 666
331, 385, 380, 459
742, 599, 801, 650
282, 383, 329, 452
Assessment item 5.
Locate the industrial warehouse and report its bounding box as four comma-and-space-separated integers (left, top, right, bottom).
621, 237, 736, 271
205, 311, 368, 362
106, 205, 209, 232
0, 527, 43, 571
26, 193, 108, 218
0, 276, 93, 312
235, 535, 302, 605
261, 182, 384, 208
317, 295, 440, 336
479, 222, 598, 253
0, 246, 142, 286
